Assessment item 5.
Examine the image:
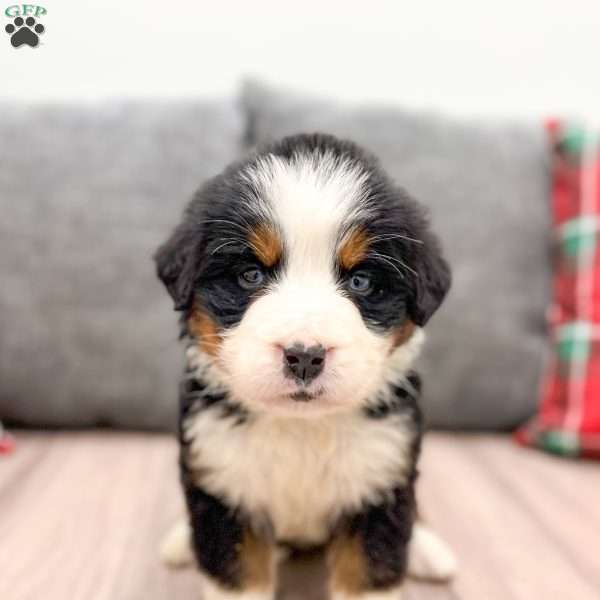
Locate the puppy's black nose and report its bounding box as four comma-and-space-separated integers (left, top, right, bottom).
283, 344, 326, 384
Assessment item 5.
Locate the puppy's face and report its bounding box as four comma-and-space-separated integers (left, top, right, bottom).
156, 135, 450, 415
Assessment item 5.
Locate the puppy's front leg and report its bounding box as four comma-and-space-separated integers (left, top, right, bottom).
184, 483, 275, 600
327, 486, 415, 600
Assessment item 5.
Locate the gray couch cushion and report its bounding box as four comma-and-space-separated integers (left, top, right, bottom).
242, 81, 551, 430
0, 99, 242, 429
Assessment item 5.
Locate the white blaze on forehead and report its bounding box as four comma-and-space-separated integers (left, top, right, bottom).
245, 152, 370, 281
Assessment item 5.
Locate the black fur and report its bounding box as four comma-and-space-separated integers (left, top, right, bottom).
180, 464, 247, 589
350, 484, 417, 589
178, 369, 251, 589
179, 366, 248, 426
364, 371, 422, 422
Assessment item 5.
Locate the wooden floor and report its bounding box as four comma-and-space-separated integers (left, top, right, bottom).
0, 431, 598, 600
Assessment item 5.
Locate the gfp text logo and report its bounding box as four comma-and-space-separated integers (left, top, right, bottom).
4, 4, 46, 47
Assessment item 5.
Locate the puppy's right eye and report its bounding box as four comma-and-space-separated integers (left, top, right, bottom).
238, 267, 265, 290
348, 272, 373, 295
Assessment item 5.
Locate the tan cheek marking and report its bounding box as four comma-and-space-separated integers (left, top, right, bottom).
248, 224, 282, 267
328, 534, 368, 595
390, 320, 416, 352
188, 305, 221, 357
338, 228, 371, 270
238, 530, 274, 590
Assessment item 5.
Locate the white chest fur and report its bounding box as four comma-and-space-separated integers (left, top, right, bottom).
183, 408, 415, 545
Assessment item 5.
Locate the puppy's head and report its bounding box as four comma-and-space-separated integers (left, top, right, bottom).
155, 134, 450, 415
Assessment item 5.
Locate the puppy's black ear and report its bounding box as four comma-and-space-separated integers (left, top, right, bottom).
154, 221, 201, 311
409, 232, 451, 326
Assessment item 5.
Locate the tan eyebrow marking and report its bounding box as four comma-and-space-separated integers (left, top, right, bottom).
248, 224, 283, 267
338, 227, 371, 270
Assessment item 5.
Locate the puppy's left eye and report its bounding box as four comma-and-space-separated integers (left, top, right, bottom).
348, 272, 372, 295
238, 267, 265, 289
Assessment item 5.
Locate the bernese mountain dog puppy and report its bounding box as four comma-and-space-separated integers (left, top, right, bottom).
155, 133, 456, 600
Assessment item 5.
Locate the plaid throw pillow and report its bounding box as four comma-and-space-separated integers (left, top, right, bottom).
515, 121, 600, 458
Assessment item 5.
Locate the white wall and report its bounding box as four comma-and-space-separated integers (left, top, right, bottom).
2, 0, 599, 123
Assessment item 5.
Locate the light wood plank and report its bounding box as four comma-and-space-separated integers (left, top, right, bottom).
1, 431, 597, 600
418, 434, 599, 600
472, 436, 600, 589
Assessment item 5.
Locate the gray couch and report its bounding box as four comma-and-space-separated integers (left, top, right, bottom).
0, 82, 551, 430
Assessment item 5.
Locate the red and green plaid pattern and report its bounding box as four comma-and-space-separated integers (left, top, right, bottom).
515, 120, 600, 459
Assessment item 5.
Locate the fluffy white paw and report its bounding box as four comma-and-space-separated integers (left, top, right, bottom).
159, 518, 195, 569
407, 523, 457, 582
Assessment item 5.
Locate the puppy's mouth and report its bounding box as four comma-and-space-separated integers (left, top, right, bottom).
288, 389, 325, 402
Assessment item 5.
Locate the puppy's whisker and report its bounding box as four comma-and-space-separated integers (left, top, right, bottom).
210, 239, 248, 255
368, 251, 419, 278
369, 234, 424, 245
367, 252, 406, 279
201, 219, 250, 234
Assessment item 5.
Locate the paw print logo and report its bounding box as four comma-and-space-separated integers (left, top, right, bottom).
5, 16, 45, 48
